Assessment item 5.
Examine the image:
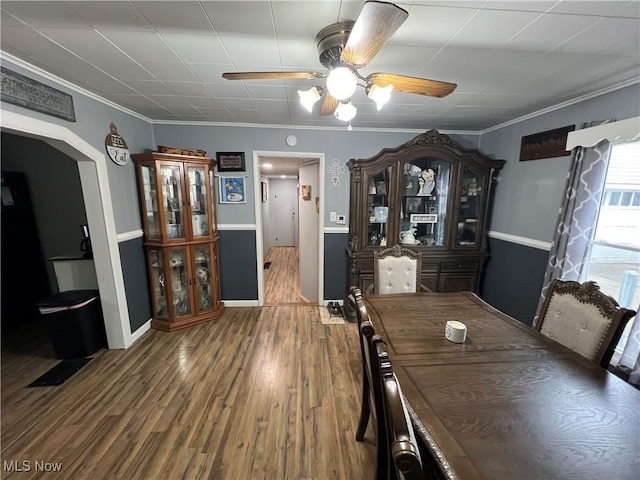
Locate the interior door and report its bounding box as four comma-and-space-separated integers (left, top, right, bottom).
271, 183, 297, 246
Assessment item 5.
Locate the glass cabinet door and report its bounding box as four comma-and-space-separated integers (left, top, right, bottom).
400, 159, 451, 246
149, 248, 168, 320
187, 165, 210, 238
192, 244, 214, 314
140, 164, 160, 239
167, 248, 191, 318
161, 164, 186, 240
366, 166, 391, 246
456, 167, 483, 247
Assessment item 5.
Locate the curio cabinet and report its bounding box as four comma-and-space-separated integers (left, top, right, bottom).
133, 151, 223, 331
347, 130, 505, 294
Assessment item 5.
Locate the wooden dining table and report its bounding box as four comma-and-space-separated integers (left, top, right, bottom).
363, 291, 640, 480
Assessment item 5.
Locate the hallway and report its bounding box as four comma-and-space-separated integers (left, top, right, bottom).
263, 246, 312, 306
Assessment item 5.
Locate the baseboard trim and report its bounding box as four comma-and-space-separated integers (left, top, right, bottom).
222, 300, 260, 307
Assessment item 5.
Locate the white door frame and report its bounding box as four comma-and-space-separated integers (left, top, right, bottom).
253, 150, 324, 306
1, 110, 133, 348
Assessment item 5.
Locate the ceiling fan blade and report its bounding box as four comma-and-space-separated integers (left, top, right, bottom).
367, 73, 457, 98
222, 71, 324, 81
320, 93, 339, 116
341, 1, 408, 68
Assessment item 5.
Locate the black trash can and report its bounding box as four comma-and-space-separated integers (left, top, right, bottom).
37, 290, 106, 359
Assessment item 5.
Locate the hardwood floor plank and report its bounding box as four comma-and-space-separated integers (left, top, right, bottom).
1, 306, 374, 479
264, 246, 312, 305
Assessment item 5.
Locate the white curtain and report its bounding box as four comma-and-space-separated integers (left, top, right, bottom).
533, 121, 612, 327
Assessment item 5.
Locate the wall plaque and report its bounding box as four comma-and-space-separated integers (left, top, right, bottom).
519, 125, 575, 161
0, 67, 76, 122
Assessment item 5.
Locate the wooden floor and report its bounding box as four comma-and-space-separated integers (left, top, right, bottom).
264, 246, 311, 306
1, 306, 375, 480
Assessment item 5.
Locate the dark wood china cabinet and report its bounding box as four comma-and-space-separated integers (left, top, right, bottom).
132, 151, 223, 331
347, 130, 505, 295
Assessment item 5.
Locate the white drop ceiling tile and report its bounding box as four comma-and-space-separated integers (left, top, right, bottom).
132, 1, 213, 32
68, 66, 138, 96
422, 47, 494, 81
163, 82, 211, 96
124, 80, 173, 96
615, 2, 640, 18
206, 110, 238, 122
36, 27, 125, 62
219, 36, 281, 67
109, 94, 162, 109
206, 82, 251, 98
391, 5, 478, 46
0, 10, 28, 27
138, 61, 199, 82
277, 38, 325, 70
373, 45, 441, 76
201, 1, 275, 37
188, 63, 236, 83
552, 17, 640, 54
548, 1, 632, 16
450, 10, 542, 49
1, 2, 90, 28
64, 1, 154, 31
245, 85, 288, 101
600, 33, 640, 56
503, 13, 603, 52
481, 1, 557, 12
93, 59, 155, 81
218, 98, 258, 110
160, 33, 229, 63
99, 30, 181, 63
232, 109, 264, 122
253, 99, 292, 115
271, 1, 344, 38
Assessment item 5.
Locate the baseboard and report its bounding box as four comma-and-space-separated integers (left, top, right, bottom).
222, 300, 260, 307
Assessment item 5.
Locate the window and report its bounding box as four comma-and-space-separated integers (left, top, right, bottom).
580, 140, 640, 357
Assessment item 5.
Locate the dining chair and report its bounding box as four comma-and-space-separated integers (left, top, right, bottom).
368, 244, 431, 294
376, 341, 424, 480
348, 286, 389, 480
536, 279, 637, 368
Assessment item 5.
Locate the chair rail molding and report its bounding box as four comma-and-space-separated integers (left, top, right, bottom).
566, 116, 640, 149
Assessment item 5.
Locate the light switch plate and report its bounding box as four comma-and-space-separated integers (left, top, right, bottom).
330, 211, 337, 222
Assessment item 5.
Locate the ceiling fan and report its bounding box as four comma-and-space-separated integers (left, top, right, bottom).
222, 1, 457, 124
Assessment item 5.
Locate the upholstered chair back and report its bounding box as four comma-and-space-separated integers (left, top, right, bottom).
373, 244, 422, 295
536, 279, 636, 368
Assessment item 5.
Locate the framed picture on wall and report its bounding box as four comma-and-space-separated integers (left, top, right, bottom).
218, 176, 246, 204
216, 152, 245, 172
301, 184, 311, 200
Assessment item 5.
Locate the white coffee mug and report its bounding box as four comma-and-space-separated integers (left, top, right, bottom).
445, 320, 467, 343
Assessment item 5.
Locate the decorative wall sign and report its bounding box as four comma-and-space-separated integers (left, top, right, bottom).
216, 152, 246, 172
301, 185, 311, 200
104, 123, 130, 166
219, 176, 246, 204
0, 67, 76, 122
327, 159, 345, 187
520, 125, 575, 161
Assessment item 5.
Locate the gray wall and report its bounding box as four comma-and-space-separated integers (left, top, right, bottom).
479, 83, 640, 323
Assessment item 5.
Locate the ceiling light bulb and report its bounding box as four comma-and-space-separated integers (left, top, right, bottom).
298, 86, 323, 113
334, 101, 357, 122
262, 163, 273, 169
326, 67, 357, 101
367, 83, 394, 110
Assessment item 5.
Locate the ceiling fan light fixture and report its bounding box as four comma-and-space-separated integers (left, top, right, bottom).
326, 67, 357, 101
298, 86, 324, 112
334, 101, 357, 122
367, 83, 394, 110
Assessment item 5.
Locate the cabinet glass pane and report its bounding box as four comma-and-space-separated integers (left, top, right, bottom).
193, 246, 214, 312
400, 160, 451, 246
188, 166, 210, 237
367, 167, 391, 246
168, 249, 191, 317
456, 168, 482, 246
141, 165, 160, 238
150, 249, 168, 319
161, 165, 185, 239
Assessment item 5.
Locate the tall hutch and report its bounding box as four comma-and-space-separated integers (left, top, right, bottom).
132, 151, 223, 331
347, 130, 505, 295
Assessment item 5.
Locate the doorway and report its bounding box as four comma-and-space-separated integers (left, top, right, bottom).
253, 150, 324, 307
